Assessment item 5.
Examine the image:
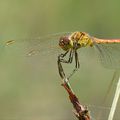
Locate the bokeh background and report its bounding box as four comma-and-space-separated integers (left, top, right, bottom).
0, 0, 120, 120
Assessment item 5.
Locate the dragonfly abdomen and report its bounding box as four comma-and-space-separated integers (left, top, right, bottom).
93, 38, 120, 44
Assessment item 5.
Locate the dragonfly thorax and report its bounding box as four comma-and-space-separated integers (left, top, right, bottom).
69, 32, 93, 49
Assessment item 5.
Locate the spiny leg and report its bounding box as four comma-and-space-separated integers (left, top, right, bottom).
59, 50, 74, 63
58, 51, 69, 79
68, 50, 80, 79
58, 56, 66, 79
68, 42, 80, 78
58, 50, 74, 79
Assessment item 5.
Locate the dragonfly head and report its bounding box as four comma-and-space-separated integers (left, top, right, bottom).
59, 36, 73, 51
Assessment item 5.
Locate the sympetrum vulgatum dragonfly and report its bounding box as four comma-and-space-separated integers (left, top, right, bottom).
3, 31, 120, 119
5, 31, 120, 73
57, 32, 120, 79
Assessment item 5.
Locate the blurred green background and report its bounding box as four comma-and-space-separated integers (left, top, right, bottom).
0, 0, 120, 120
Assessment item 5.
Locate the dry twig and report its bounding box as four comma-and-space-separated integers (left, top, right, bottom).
61, 79, 91, 120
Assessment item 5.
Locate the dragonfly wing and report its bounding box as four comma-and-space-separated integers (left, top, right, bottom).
88, 104, 120, 120
94, 42, 120, 69
89, 105, 110, 120
3, 32, 70, 58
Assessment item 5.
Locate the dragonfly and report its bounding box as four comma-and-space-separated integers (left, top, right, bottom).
3, 32, 120, 119
5, 31, 120, 79
57, 31, 120, 79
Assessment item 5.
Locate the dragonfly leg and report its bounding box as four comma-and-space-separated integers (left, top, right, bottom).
57, 57, 66, 79
68, 50, 80, 79
58, 50, 74, 79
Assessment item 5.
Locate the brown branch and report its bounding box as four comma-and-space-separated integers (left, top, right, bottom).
61, 80, 91, 120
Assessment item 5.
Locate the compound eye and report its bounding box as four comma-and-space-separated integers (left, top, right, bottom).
59, 36, 71, 51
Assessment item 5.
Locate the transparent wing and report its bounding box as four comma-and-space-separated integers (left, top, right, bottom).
3, 33, 120, 70
88, 104, 120, 120
2, 32, 71, 58
94, 42, 120, 69
89, 105, 110, 120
